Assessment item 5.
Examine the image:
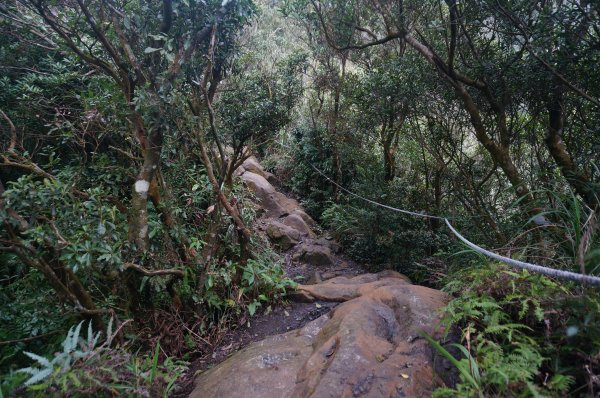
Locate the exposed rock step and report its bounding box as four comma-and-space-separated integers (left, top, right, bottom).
190, 271, 449, 398
239, 156, 337, 266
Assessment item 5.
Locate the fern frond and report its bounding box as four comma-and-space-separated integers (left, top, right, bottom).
22, 351, 51, 367
23, 367, 53, 386
17, 366, 40, 376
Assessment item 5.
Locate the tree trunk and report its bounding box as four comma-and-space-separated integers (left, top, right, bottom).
453, 83, 536, 212
383, 146, 396, 182
195, 129, 252, 283
404, 34, 537, 213
128, 128, 163, 252
148, 173, 192, 263
198, 207, 222, 293
329, 53, 347, 198
431, 166, 443, 231
546, 89, 598, 209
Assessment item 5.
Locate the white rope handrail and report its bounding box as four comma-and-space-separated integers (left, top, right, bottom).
445, 219, 600, 286
310, 164, 445, 220
303, 160, 600, 287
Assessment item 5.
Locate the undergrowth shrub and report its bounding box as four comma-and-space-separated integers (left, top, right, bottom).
0, 261, 75, 373
1, 152, 296, 395
285, 127, 337, 219
6, 319, 187, 397
320, 186, 449, 276
432, 261, 600, 397
279, 130, 451, 276
201, 254, 295, 317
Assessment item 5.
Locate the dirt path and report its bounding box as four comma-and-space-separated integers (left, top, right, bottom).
172, 158, 460, 398
172, 159, 458, 398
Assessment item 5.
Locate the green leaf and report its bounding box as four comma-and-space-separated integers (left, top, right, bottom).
423, 333, 480, 390
149, 342, 161, 383
248, 300, 261, 316
144, 47, 161, 54
23, 367, 52, 386
23, 352, 51, 367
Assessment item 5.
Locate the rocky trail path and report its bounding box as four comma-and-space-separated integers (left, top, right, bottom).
175, 158, 452, 398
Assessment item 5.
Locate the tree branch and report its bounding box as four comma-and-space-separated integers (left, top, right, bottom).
124, 262, 184, 277
30, 0, 122, 84
0, 110, 17, 151
0, 330, 62, 346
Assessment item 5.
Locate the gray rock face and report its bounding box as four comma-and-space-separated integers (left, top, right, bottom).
281, 213, 315, 238
190, 272, 449, 398
241, 171, 281, 215
241, 168, 322, 253
292, 242, 334, 266
242, 171, 308, 218
241, 156, 267, 176
266, 220, 302, 250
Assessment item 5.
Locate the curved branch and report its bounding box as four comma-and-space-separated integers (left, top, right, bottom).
0, 110, 17, 151
527, 45, 600, 108
30, 0, 122, 84
494, 1, 600, 108
201, 24, 226, 168
310, 0, 402, 51
0, 330, 62, 346
444, 0, 458, 70
124, 262, 184, 277
75, 0, 126, 71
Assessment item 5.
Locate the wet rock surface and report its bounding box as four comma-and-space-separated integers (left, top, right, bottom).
190, 272, 449, 398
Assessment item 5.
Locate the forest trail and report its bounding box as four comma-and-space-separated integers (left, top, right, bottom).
176, 158, 451, 398
3, 2, 598, 396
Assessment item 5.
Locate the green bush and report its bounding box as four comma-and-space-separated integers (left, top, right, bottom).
431, 261, 600, 397
5, 320, 187, 397
202, 250, 296, 317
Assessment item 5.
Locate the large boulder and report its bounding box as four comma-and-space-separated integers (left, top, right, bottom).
292, 270, 412, 302
265, 214, 318, 250
273, 192, 308, 218
241, 171, 284, 216
241, 171, 315, 219
266, 220, 302, 250
281, 213, 315, 238
290, 209, 316, 229
314, 236, 341, 253
292, 242, 334, 266
190, 272, 448, 398
241, 156, 267, 176
242, 169, 318, 253
291, 237, 344, 266
240, 156, 278, 184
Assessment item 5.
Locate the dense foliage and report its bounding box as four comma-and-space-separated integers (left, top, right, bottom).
271, 0, 600, 395
1, 0, 599, 396
0, 0, 299, 394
